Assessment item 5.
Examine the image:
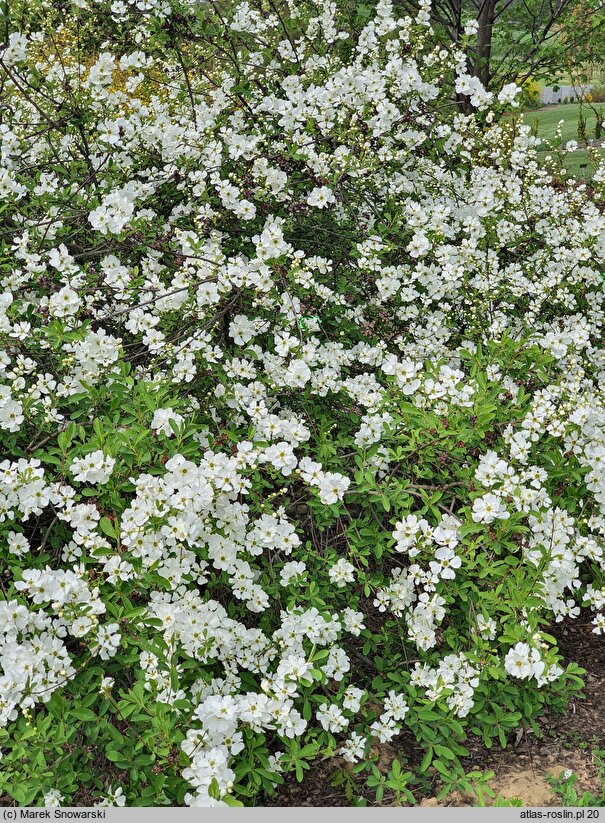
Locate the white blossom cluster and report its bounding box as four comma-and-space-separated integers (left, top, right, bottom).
411, 654, 480, 717
1, 0, 605, 806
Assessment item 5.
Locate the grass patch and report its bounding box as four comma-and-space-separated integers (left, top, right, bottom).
521, 104, 605, 179
524, 103, 604, 144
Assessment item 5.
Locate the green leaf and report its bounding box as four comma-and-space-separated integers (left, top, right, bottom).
99, 517, 117, 538
70, 707, 97, 721
419, 747, 433, 772
433, 759, 450, 778
105, 749, 125, 762
434, 744, 457, 762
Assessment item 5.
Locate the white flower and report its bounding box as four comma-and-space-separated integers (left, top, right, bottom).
407, 233, 430, 259
370, 716, 399, 743
100, 677, 115, 697
280, 561, 306, 586
476, 614, 497, 640
328, 558, 356, 587
338, 731, 366, 763
1, 32, 28, 67
316, 703, 348, 733
151, 407, 184, 437
504, 642, 544, 680
103, 785, 126, 807
70, 450, 115, 484
342, 608, 365, 636
317, 472, 350, 504
430, 547, 461, 580
7, 531, 29, 557
44, 789, 64, 807
306, 186, 336, 209
497, 83, 521, 106
48, 286, 81, 318
471, 493, 510, 524
262, 442, 297, 475
342, 686, 364, 713
93, 623, 121, 660
382, 690, 408, 721
0, 399, 24, 432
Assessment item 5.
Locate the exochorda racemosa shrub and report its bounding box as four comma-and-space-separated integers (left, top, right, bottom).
0, 0, 604, 807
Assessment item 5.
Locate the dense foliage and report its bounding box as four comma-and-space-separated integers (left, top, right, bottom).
0, 0, 604, 808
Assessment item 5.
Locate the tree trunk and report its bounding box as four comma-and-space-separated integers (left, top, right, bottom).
475, 0, 497, 89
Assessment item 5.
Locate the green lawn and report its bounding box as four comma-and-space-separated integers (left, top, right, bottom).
525, 102, 604, 144
521, 103, 605, 179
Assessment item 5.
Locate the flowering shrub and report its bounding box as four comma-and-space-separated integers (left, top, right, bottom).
1, 0, 605, 808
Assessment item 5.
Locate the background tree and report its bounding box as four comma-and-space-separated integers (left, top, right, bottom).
396, 0, 605, 92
